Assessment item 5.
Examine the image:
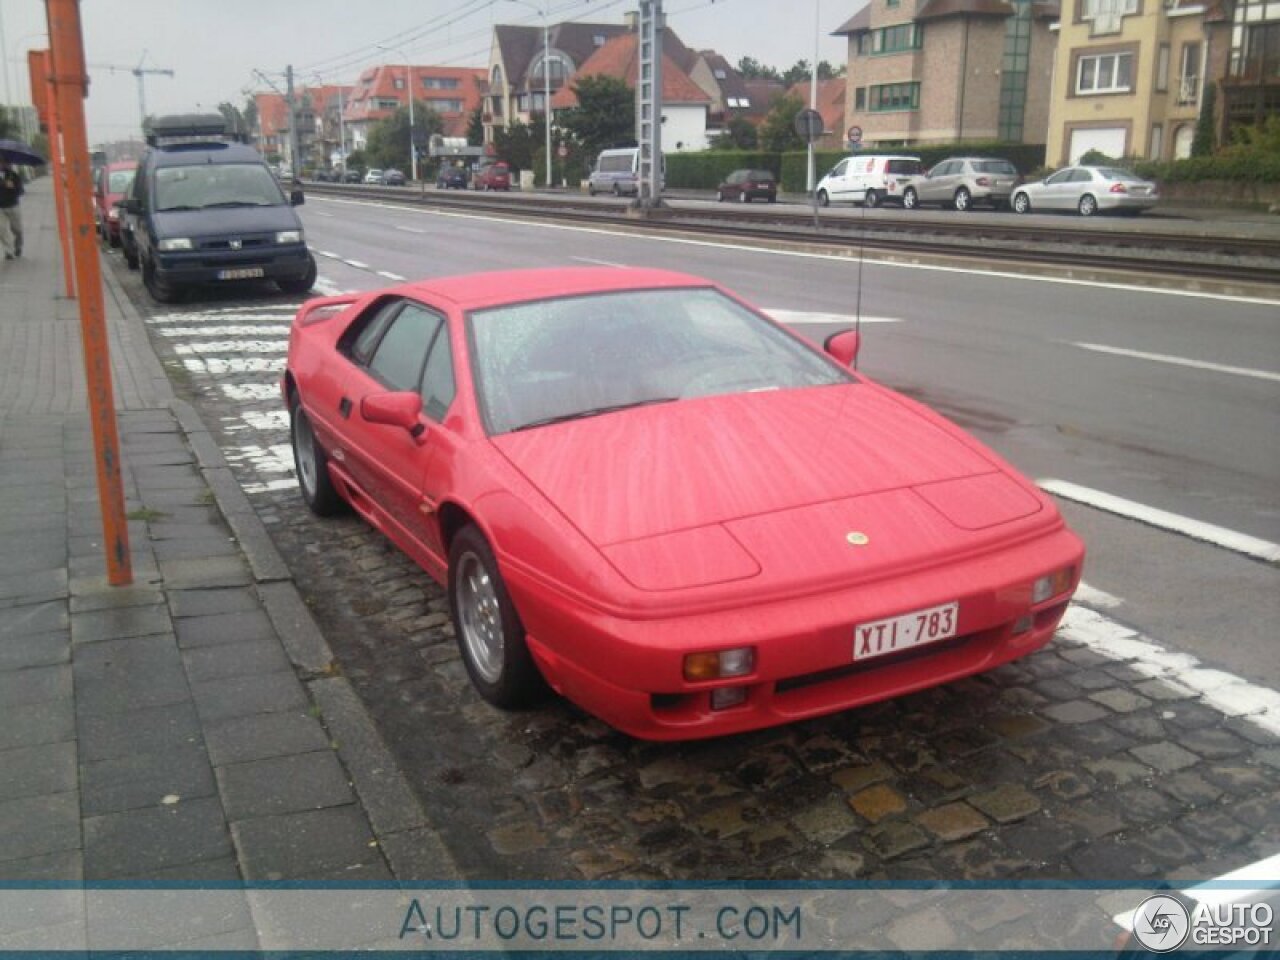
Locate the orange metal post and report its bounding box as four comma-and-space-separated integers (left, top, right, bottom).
45, 0, 132, 586
30, 49, 75, 298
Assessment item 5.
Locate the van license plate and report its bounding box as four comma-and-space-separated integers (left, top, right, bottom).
217, 267, 265, 280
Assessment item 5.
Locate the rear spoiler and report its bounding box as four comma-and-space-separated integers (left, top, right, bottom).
294, 293, 361, 327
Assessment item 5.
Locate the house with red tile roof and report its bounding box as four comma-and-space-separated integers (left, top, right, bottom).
254, 92, 289, 160
342, 64, 486, 150
549, 31, 712, 151
787, 78, 848, 148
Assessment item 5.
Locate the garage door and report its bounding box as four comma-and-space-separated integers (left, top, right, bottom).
1068, 127, 1127, 163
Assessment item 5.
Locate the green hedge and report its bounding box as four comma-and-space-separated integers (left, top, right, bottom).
1132, 152, 1280, 183
668, 143, 1050, 192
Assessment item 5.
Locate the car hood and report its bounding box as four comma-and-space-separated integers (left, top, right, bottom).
493, 384, 1026, 550
151, 205, 301, 238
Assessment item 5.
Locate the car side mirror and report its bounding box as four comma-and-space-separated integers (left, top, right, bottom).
361, 391, 426, 441
823, 329, 861, 369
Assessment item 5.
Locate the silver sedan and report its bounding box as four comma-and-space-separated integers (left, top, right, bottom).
1011, 165, 1159, 217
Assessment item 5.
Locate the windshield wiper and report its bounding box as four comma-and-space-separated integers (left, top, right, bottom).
201, 200, 272, 208
157, 205, 201, 212
511, 397, 679, 432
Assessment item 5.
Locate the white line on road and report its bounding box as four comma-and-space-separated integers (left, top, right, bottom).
1040, 478, 1280, 564
309, 195, 1280, 307
393, 225, 427, 234
376, 271, 407, 282
316, 250, 341, 259
571, 256, 628, 267
311, 211, 335, 218
1073, 581, 1123, 609
312, 276, 347, 297
343, 259, 370, 269
765, 309, 903, 326
156, 325, 290, 338
1070, 341, 1280, 383
173, 341, 287, 356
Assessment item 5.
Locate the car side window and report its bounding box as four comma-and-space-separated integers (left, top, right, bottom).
368, 303, 439, 392
830, 160, 848, 177
1045, 169, 1073, 185
1071, 169, 1094, 183
420, 322, 456, 422
344, 299, 404, 366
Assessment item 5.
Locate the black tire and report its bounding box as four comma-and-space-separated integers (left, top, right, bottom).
108, 232, 121, 249
123, 242, 139, 270
865, 190, 881, 208
588, 184, 596, 196
612, 182, 622, 197
739, 191, 749, 203
142, 257, 178, 304
448, 524, 545, 708
1012, 192, 1032, 214
289, 394, 344, 516
954, 187, 972, 212
277, 257, 317, 296
816, 189, 830, 208
1078, 193, 1098, 217
903, 187, 919, 210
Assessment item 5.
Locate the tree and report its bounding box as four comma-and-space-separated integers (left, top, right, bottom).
493, 115, 546, 174
216, 102, 248, 138
365, 101, 445, 171
781, 61, 811, 87
709, 115, 758, 150
757, 93, 805, 152
466, 106, 484, 146
0, 106, 15, 140
736, 56, 780, 81
242, 97, 259, 136
1192, 82, 1216, 157
559, 75, 635, 159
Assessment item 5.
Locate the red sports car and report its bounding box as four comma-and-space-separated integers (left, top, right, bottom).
283, 268, 1083, 740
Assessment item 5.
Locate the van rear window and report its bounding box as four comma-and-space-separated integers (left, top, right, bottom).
600, 155, 633, 173
886, 159, 922, 175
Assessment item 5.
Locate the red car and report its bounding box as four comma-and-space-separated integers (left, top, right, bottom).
473, 161, 511, 191
283, 269, 1083, 740
94, 161, 137, 247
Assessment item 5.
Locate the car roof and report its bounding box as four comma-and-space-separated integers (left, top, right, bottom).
399, 267, 712, 311
148, 141, 263, 167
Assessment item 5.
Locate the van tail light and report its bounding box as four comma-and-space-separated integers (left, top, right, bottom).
1110, 182, 1129, 194
975, 177, 990, 187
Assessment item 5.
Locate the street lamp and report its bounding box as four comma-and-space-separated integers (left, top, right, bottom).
507, 0, 553, 190
377, 43, 417, 182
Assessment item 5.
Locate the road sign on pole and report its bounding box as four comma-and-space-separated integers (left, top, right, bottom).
794, 108, 824, 144
847, 125, 863, 150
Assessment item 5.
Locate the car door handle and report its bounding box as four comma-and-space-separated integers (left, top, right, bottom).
339, 397, 352, 419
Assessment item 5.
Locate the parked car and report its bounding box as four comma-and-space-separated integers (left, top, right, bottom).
120, 113, 315, 301
1012, 165, 1160, 216
94, 161, 137, 247
717, 169, 777, 204
903, 157, 1020, 211
472, 160, 511, 191
364, 168, 385, 185
436, 165, 468, 189
342, 168, 363, 184
384, 168, 407, 186
815, 155, 923, 208
284, 267, 1084, 740
313, 169, 337, 183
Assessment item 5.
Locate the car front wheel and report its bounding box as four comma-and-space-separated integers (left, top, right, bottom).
449, 525, 545, 708
865, 190, 881, 208
290, 394, 344, 516
1078, 193, 1098, 217
903, 188, 918, 210
816, 189, 830, 207
142, 257, 178, 304
1013, 192, 1032, 214
277, 257, 317, 296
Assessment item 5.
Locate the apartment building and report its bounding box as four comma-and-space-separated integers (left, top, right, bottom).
343, 65, 486, 149
834, 0, 1059, 147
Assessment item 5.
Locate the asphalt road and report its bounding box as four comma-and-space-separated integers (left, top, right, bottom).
109, 196, 1280, 882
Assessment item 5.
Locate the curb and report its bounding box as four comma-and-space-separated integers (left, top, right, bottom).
100, 258, 459, 881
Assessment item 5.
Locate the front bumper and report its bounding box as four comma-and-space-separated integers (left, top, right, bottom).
508, 526, 1085, 740
154, 244, 313, 285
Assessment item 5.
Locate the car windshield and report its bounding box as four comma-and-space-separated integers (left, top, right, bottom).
154, 163, 285, 211
108, 169, 135, 192
975, 160, 1017, 175
470, 287, 852, 435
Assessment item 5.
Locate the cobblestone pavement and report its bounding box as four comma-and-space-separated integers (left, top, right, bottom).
114, 265, 1280, 882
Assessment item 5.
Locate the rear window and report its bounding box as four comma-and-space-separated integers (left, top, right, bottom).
886, 159, 922, 175
974, 160, 1018, 175
1099, 167, 1142, 181
748, 170, 775, 181
599, 154, 633, 173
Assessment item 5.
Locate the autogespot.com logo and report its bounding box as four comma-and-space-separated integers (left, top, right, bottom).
1132, 895, 1191, 953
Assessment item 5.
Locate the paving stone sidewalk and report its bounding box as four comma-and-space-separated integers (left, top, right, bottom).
0, 182, 455, 945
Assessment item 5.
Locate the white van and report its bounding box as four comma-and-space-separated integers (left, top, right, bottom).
587, 148, 664, 197
815, 154, 923, 208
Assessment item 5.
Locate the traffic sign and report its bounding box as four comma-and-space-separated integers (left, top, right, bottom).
794, 108, 824, 144
847, 125, 863, 144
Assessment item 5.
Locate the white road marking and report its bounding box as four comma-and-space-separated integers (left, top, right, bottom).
1040, 478, 1280, 564
312, 276, 347, 297
765, 309, 903, 326
311, 211, 335, 218
173, 341, 287, 355
147, 308, 297, 324
376, 271, 407, 282
222, 383, 281, 402
1070, 341, 1280, 383
183, 357, 285, 375
1073, 581, 1123, 609
343, 259, 370, 269
239, 410, 290, 431
571, 256, 628, 268
394, 225, 427, 234
1060, 602, 1280, 736
316, 250, 341, 259
310, 195, 1280, 307
156, 325, 291, 338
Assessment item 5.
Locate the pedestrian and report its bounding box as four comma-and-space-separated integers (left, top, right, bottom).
0, 157, 24, 260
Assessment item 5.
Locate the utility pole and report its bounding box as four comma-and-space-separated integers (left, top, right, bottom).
807, 0, 821, 195
285, 64, 302, 178
635, 0, 664, 209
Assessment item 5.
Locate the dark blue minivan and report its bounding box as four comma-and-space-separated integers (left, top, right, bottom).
122, 115, 316, 302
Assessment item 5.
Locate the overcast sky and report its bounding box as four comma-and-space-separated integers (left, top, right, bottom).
1, 0, 854, 144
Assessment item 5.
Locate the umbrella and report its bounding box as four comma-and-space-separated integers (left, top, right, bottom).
0, 139, 46, 166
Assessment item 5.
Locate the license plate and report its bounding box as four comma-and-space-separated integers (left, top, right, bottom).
853, 602, 959, 661
217, 267, 265, 280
